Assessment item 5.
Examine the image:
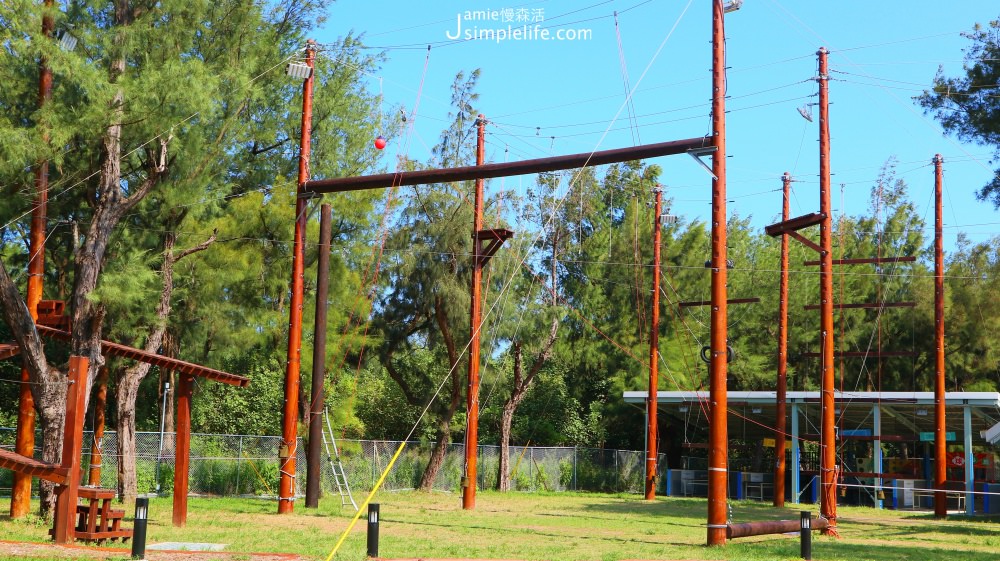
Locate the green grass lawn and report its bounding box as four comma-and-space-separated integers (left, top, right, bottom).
3, 492, 1000, 560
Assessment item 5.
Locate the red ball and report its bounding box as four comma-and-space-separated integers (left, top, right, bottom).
374, 135, 387, 150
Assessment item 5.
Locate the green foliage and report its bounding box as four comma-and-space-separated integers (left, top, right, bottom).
192, 348, 284, 436
918, 16, 1000, 207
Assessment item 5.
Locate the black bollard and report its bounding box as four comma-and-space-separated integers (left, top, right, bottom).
367, 503, 380, 558
132, 497, 149, 560
800, 510, 812, 560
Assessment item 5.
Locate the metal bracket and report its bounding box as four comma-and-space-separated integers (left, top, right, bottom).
687, 147, 718, 180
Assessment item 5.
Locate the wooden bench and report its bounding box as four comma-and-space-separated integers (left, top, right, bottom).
50, 487, 133, 544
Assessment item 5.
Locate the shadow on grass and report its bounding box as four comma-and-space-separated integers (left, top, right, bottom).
735, 539, 1000, 561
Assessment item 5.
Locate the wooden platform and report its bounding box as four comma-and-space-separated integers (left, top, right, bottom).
0, 448, 68, 484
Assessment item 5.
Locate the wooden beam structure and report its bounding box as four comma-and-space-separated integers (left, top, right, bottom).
0, 448, 68, 484
36, 325, 248, 387
302, 137, 711, 195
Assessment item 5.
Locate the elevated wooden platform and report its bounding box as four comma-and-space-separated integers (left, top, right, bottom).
0, 448, 68, 484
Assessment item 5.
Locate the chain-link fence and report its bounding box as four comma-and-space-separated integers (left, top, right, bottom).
1, 428, 664, 497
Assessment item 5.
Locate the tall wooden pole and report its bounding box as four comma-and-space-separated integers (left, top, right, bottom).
87, 367, 109, 486
280, 40, 316, 514
463, 115, 487, 510
306, 203, 332, 508
774, 172, 791, 508
12, 0, 55, 519
645, 188, 663, 501
933, 154, 947, 519
172, 372, 193, 526
817, 46, 838, 531
52, 356, 87, 544
707, 0, 730, 546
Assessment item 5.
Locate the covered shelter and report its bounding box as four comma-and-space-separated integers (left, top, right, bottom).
624, 390, 1000, 514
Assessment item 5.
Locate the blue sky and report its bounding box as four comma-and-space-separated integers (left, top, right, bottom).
317, 1, 999, 250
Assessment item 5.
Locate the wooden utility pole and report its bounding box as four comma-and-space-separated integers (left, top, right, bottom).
645, 187, 663, 501
306, 203, 332, 508
280, 40, 316, 514
12, 0, 55, 519
707, 0, 731, 546
933, 154, 947, 519
817, 46, 838, 532
463, 116, 488, 510
774, 172, 791, 508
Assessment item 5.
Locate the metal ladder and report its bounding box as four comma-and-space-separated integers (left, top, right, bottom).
322, 407, 358, 510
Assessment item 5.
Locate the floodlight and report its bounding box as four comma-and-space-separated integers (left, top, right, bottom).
286, 62, 312, 80
723, 0, 743, 13
58, 30, 78, 52
661, 211, 679, 225
915, 408, 929, 416
797, 104, 814, 123
752, 407, 763, 414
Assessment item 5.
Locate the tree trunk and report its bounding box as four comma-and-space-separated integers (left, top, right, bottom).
497, 400, 517, 492
115, 229, 214, 501
419, 420, 452, 492
116, 367, 142, 504
496, 319, 559, 492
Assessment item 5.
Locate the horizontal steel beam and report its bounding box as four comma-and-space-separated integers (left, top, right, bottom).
764, 212, 824, 237
679, 297, 760, 308
804, 256, 916, 266
804, 302, 915, 310
303, 136, 711, 194
36, 326, 249, 387
727, 517, 828, 539
801, 351, 917, 358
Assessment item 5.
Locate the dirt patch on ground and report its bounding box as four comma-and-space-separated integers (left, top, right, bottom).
0, 540, 307, 561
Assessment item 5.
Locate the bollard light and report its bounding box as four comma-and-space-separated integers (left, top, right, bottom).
367, 503, 380, 558
132, 497, 149, 560
800, 511, 812, 560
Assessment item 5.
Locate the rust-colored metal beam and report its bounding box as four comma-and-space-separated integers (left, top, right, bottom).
52, 355, 87, 544
303, 136, 710, 195
789, 231, 822, 254
934, 153, 947, 519
13, 0, 55, 519
173, 371, 193, 527
764, 212, 824, 237
36, 325, 248, 387
476, 228, 513, 267
817, 46, 838, 532
645, 187, 663, 501
727, 517, 828, 539
306, 204, 332, 509
679, 297, 759, 308
803, 256, 916, 266
707, 0, 730, 546
463, 116, 488, 511
803, 302, 915, 310
774, 172, 791, 508
801, 351, 917, 358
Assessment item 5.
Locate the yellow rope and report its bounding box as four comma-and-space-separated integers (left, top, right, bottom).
325, 441, 407, 561
245, 458, 274, 496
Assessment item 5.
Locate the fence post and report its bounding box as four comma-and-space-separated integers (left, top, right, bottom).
573, 447, 577, 491
236, 435, 242, 494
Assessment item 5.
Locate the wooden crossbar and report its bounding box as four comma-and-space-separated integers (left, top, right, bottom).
36, 325, 249, 387
0, 342, 20, 360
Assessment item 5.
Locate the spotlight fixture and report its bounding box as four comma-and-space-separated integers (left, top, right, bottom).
916, 408, 929, 416
723, 0, 744, 13
286, 62, 312, 80
58, 29, 78, 52
797, 103, 816, 123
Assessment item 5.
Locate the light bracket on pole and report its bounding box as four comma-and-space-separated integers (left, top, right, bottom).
687, 147, 718, 180
723, 0, 744, 13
